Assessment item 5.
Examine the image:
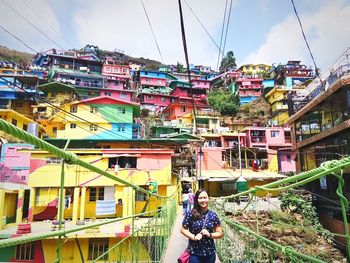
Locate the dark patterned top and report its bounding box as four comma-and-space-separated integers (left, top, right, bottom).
182, 210, 221, 256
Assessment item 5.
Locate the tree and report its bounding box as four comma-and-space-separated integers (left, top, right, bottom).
207, 90, 240, 116
177, 62, 184, 73
219, 51, 237, 72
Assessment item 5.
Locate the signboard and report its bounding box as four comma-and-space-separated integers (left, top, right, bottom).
149, 181, 158, 194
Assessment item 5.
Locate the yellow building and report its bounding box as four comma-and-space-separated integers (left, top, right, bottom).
0, 109, 45, 137
265, 88, 290, 126
238, 64, 271, 76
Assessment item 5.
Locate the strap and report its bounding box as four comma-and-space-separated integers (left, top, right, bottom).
202, 210, 209, 230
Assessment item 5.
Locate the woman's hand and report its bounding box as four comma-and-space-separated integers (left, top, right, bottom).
200, 228, 210, 237
194, 233, 203, 241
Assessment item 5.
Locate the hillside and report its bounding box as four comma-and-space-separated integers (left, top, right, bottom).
0, 45, 34, 65
0, 46, 163, 69
234, 95, 271, 125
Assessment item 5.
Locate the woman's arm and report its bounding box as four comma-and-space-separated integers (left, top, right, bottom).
211, 225, 223, 239
181, 226, 202, 241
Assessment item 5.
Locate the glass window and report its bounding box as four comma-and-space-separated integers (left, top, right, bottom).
12, 119, 17, 126
271, 131, 280, 137
90, 106, 98, 113
70, 123, 76, 129
105, 66, 111, 72
89, 124, 98, 131
70, 105, 77, 113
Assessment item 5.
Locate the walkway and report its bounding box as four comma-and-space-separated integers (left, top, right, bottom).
162, 208, 220, 262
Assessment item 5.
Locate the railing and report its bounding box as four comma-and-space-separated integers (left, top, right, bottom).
1, 118, 350, 262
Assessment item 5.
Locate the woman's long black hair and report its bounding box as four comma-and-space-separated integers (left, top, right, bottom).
191, 188, 207, 220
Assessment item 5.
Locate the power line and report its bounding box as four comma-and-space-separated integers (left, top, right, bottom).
216, 0, 229, 71
0, 24, 38, 54
177, 0, 197, 134
290, 0, 321, 82
140, 0, 164, 63
1, 0, 66, 50
183, 0, 224, 57
221, 0, 233, 66
20, 0, 75, 48
0, 77, 138, 141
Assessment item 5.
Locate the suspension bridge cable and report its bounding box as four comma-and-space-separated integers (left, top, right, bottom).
182, 0, 224, 57
216, 0, 229, 71
0, 0, 66, 50
221, 0, 233, 67
290, 0, 321, 81
177, 0, 197, 134
140, 0, 164, 63
0, 25, 38, 54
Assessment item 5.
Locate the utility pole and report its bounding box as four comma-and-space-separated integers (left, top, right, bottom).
238, 131, 242, 177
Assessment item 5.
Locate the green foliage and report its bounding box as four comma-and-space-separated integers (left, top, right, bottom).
280, 190, 333, 243
176, 62, 184, 73
219, 51, 237, 72
207, 90, 240, 116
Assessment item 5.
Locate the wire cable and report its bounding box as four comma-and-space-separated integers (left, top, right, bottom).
1, 0, 65, 50
0, 25, 38, 54
183, 0, 224, 57
221, 0, 233, 70
216, 0, 229, 72
140, 0, 164, 63
290, 0, 322, 82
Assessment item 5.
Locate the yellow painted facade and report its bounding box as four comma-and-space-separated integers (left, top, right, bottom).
239, 64, 271, 75
265, 88, 290, 125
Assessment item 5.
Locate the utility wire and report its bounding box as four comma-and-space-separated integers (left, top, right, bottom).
140, 0, 164, 63
290, 0, 321, 82
221, 0, 233, 68
0, 25, 38, 54
1, 0, 66, 50
20, 0, 74, 48
217, 0, 229, 71
177, 0, 197, 134
183, 0, 224, 57
0, 77, 138, 141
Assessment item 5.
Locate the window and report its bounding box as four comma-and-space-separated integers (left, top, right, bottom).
52, 127, 57, 133
88, 239, 109, 260
21, 176, 26, 181
70, 123, 76, 129
16, 243, 34, 260
286, 154, 291, 162
120, 93, 127, 99
146, 78, 151, 82
70, 105, 77, 113
118, 124, 125, 132
118, 107, 126, 114
157, 79, 162, 84
105, 66, 111, 72
104, 92, 112, 96
271, 131, 280, 137
113, 67, 119, 73
23, 124, 28, 131
136, 186, 149, 201
161, 97, 166, 102
122, 68, 128, 73
89, 187, 105, 201
147, 95, 154, 100
182, 106, 186, 113
90, 106, 98, 113
108, 156, 137, 169
12, 119, 17, 126
89, 124, 98, 131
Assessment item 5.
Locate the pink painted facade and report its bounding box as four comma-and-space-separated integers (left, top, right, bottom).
140, 77, 167, 87
102, 63, 130, 77
278, 149, 296, 173
139, 93, 174, 107
237, 77, 263, 97
0, 144, 33, 184
201, 148, 223, 170
190, 79, 211, 89
171, 87, 207, 101
163, 102, 211, 121
244, 127, 292, 149
100, 89, 134, 101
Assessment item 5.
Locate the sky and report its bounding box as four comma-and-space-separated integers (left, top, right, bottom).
0, 0, 350, 73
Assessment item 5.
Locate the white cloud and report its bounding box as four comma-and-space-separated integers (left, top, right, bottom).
241, 0, 350, 72
0, 0, 65, 53
73, 0, 226, 67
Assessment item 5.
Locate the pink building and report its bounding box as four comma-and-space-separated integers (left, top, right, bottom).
138, 93, 174, 112
140, 70, 167, 87
169, 81, 208, 103
0, 144, 33, 184
191, 79, 211, 89
100, 89, 134, 101
236, 77, 263, 105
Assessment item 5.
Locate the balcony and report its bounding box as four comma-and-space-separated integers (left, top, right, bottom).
250, 136, 267, 143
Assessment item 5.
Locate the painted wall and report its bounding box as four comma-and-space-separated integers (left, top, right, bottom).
140, 93, 173, 107
278, 151, 296, 173
100, 90, 132, 101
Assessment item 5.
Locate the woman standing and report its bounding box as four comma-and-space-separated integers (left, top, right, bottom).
180, 189, 223, 263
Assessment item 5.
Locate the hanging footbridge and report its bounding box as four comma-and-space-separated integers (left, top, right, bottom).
0, 118, 349, 262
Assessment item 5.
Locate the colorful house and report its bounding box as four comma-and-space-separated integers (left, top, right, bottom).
139, 70, 167, 89
138, 92, 174, 113
234, 77, 263, 105
48, 96, 141, 140
265, 87, 290, 126
238, 64, 271, 77
287, 55, 350, 249
169, 80, 208, 104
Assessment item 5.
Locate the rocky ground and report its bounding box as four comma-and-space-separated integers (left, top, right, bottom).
229, 210, 347, 262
